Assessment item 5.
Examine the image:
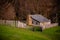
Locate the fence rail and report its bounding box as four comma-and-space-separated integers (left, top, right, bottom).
0, 20, 27, 28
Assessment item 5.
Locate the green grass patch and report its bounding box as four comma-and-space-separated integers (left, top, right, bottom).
0, 24, 60, 40
42, 26, 60, 40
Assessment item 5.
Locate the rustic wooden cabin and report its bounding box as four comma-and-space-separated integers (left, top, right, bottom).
27, 14, 51, 29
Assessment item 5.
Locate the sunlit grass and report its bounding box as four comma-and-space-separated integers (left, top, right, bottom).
0, 24, 60, 40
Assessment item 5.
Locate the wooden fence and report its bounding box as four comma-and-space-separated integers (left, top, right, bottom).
0, 20, 27, 28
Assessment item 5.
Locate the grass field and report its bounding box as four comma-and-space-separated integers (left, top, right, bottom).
0, 24, 60, 40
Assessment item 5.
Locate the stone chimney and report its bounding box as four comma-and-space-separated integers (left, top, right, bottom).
27, 15, 32, 25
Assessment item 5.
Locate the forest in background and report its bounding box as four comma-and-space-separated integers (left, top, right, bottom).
0, 0, 60, 25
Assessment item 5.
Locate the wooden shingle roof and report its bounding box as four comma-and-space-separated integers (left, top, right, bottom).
30, 14, 50, 22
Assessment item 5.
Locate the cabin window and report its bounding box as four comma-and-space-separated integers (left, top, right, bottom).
32, 20, 36, 24
32, 19, 40, 25
36, 22, 40, 25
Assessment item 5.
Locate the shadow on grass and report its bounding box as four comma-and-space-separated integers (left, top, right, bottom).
0, 35, 10, 40
54, 29, 60, 40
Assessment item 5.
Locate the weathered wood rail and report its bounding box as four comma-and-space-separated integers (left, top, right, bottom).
0, 20, 27, 28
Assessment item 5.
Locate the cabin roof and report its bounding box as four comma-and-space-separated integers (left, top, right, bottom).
30, 14, 50, 22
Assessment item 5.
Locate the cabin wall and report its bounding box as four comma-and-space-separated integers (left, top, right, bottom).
40, 22, 51, 29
